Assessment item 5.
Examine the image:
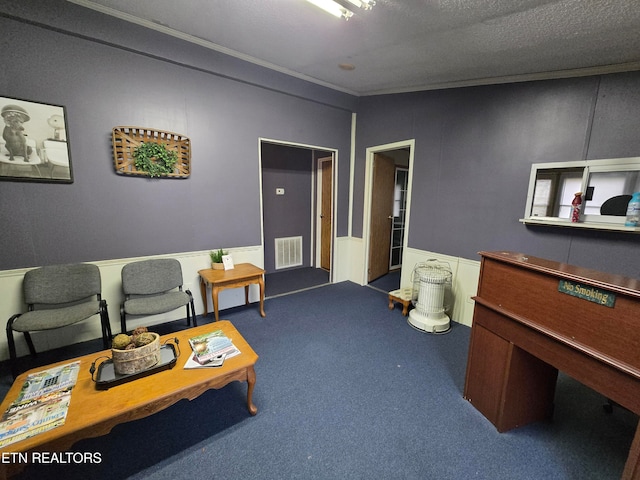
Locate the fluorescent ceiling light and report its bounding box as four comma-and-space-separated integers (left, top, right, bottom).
345, 0, 375, 10
305, 0, 354, 19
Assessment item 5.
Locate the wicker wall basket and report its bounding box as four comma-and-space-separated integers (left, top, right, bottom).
112, 126, 191, 178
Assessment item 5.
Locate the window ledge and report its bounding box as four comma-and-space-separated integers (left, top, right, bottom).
519, 217, 640, 233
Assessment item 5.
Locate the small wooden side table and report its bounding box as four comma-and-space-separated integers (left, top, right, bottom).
388, 287, 413, 316
198, 263, 266, 322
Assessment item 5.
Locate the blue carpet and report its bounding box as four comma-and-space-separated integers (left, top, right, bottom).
4, 282, 636, 479
368, 270, 401, 293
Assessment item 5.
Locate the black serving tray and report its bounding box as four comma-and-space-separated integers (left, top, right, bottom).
92, 343, 179, 390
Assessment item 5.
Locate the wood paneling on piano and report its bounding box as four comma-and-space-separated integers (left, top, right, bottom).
464, 251, 640, 480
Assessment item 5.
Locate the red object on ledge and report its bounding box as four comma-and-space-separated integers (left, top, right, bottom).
571, 192, 583, 222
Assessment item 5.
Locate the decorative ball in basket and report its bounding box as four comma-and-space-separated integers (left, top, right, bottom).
111, 327, 161, 375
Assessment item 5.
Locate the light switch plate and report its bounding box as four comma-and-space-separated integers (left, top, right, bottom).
276, 188, 285, 195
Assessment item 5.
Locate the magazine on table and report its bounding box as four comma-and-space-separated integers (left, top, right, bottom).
0, 361, 80, 447
185, 330, 240, 369
14, 361, 80, 402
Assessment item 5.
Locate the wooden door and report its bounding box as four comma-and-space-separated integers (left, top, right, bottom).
320, 159, 332, 271
368, 153, 395, 282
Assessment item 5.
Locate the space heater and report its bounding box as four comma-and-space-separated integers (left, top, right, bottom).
408, 260, 453, 333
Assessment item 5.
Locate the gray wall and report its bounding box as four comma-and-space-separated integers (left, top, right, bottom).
2, 1, 639, 280
355, 74, 640, 277
261, 143, 313, 273
0, 1, 354, 270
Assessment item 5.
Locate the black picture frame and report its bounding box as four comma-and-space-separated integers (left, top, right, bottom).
0, 95, 73, 183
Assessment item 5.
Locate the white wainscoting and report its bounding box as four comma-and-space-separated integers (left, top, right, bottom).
332, 236, 364, 284
0, 240, 479, 361
0, 246, 264, 361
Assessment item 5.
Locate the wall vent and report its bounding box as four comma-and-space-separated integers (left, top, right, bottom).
275, 236, 303, 270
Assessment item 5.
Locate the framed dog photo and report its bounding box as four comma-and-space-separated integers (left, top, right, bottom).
0, 95, 73, 183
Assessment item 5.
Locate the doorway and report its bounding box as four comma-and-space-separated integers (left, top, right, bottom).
259, 139, 336, 296
363, 140, 414, 290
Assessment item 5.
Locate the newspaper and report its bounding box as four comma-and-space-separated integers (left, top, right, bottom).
0, 361, 80, 448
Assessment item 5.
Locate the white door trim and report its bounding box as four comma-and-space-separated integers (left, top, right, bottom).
362, 139, 415, 285
258, 137, 338, 282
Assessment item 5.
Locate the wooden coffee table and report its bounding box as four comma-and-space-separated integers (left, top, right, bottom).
198, 263, 266, 322
0, 321, 258, 479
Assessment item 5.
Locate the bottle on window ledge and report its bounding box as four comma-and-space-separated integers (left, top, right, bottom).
625, 192, 640, 227
571, 192, 582, 223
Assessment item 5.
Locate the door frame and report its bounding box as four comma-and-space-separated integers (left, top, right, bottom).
362, 139, 415, 285
258, 138, 337, 282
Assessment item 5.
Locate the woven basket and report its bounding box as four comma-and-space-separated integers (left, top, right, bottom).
112, 126, 191, 178
112, 333, 161, 375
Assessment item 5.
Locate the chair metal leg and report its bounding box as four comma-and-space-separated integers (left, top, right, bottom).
23, 332, 37, 357
6, 317, 20, 379
185, 298, 195, 326
184, 289, 193, 326
6, 331, 38, 379
100, 301, 112, 349
185, 289, 196, 327
190, 297, 197, 327
120, 305, 127, 334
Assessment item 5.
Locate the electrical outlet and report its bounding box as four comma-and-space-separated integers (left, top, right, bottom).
276, 188, 285, 195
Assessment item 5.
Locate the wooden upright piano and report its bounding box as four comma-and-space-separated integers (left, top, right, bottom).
464, 251, 640, 480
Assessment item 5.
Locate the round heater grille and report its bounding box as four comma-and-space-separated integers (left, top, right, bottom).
409, 260, 453, 334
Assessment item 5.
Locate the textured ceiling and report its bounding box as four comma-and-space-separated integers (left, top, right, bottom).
69, 0, 640, 96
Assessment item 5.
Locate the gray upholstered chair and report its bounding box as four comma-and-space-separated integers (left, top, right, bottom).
120, 258, 196, 334
6, 263, 112, 377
